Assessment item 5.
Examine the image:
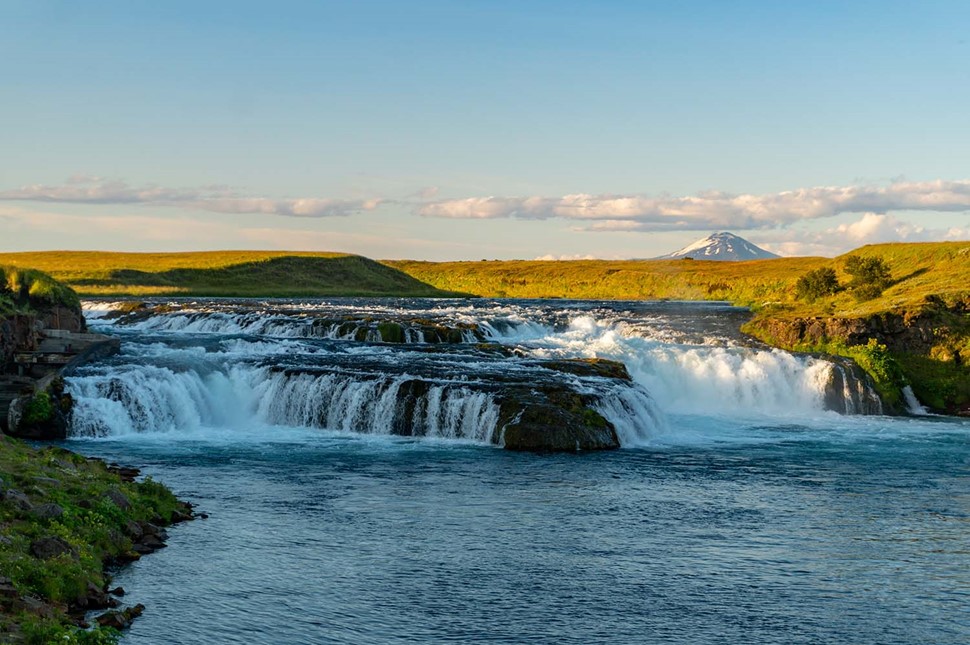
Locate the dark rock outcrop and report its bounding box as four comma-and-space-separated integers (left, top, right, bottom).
30, 536, 78, 561
753, 312, 948, 356
96, 603, 145, 630
821, 357, 885, 415
538, 357, 632, 381
499, 387, 619, 451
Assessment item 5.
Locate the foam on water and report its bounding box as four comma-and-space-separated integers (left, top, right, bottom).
73, 299, 901, 448
490, 314, 842, 419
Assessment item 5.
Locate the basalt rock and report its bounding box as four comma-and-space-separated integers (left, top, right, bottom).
499, 387, 619, 452
538, 358, 632, 381
8, 378, 74, 440
30, 536, 78, 561
96, 603, 145, 630
33, 503, 65, 521
104, 488, 132, 511
821, 357, 885, 415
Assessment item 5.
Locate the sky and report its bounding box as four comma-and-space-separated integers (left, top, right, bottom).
2, 0, 969, 260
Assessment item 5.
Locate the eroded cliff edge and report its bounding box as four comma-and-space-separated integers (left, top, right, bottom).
744, 295, 970, 416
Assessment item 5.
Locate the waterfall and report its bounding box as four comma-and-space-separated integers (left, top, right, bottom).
902, 386, 930, 416
69, 363, 503, 443
485, 314, 884, 418
72, 299, 889, 449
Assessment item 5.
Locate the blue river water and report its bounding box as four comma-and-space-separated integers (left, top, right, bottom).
63, 299, 970, 644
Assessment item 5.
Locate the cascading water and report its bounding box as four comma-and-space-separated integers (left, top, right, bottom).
478, 313, 881, 418
69, 298, 886, 447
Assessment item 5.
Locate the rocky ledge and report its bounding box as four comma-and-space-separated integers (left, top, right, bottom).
746, 296, 970, 415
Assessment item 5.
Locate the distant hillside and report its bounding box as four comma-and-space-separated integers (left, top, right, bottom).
657, 232, 780, 261
0, 251, 459, 298
388, 255, 827, 303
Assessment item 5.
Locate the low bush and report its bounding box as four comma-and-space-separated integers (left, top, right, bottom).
794, 267, 840, 302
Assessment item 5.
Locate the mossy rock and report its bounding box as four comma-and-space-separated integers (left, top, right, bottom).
499, 387, 619, 452
377, 322, 405, 343
537, 358, 631, 381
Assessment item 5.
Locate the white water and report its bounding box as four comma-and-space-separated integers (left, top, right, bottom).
902, 385, 930, 415
484, 314, 844, 418
71, 300, 886, 446
70, 362, 503, 444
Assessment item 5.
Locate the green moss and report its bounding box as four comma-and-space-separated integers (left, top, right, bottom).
19, 615, 120, 644
838, 339, 906, 408
377, 322, 405, 343
0, 439, 187, 640
895, 353, 970, 411
581, 407, 609, 428
20, 393, 54, 426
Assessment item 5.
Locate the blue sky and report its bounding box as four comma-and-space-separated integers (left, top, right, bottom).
2, 0, 969, 259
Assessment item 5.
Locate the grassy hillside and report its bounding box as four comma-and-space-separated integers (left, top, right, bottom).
0, 437, 188, 643
743, 242, 970, 412
0, 252, 458, 298
387, 256, 830, 305
389, 242, 969, 311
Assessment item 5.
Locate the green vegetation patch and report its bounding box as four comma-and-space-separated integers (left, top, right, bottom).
0, 252, 462, 298
1, 266, 81, 314
0, 437, 184, 643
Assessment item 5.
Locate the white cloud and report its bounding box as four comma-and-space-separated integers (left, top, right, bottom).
753, 213, 970, 257
0, 177, 382, 218
0, 205, 236, 243
532, 253, 599, 261
417, 180, 970, 231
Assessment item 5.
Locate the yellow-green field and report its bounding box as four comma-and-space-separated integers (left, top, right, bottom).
3, 242, 968, 314
390, 241, 970, 315
388, 256, 829, 305
0, 251, 457, 298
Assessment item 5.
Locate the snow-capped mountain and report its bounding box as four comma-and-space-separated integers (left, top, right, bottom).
657, 232, 780, 261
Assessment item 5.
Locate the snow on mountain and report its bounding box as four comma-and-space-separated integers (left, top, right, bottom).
657, 232, 780, 261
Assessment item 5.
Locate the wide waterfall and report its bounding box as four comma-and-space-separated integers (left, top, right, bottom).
63, 298, 969, 645
68, 299, 888, 447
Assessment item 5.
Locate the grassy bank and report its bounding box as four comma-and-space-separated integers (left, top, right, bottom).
0, 435, 189, 644
740, 242, 970, 412
0, 252, 460, 298
1, 266, 81, 317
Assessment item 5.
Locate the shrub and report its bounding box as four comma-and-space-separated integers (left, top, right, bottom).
794, 267, 840, 302
844, 256, 892, 301
21, 392, 54, 425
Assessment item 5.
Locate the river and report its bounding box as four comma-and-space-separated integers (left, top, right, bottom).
63, 299, 969, 644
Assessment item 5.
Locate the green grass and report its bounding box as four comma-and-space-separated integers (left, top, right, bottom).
0, 436, 185, 643
1, 266, 80, 315
387, 256, 831, 305
388, 241, 970, 310
0, 252, 459, 298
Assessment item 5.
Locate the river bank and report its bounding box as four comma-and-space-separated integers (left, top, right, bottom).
1, 266, 198, 642
0, 435, 196, 643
